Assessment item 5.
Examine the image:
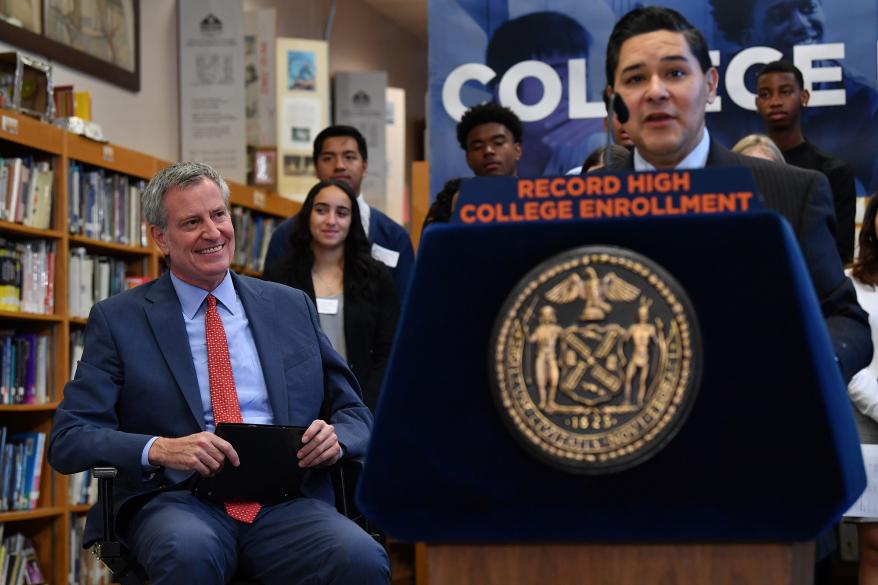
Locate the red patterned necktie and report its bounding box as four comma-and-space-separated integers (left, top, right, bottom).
205, 293, 261, 523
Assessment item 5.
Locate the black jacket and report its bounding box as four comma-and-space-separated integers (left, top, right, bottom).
263, 257, 400, 411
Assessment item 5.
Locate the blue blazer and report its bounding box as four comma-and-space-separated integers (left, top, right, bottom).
265, 206, 415, 300
48, 272, 372, 545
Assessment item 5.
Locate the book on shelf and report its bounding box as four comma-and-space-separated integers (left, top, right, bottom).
0, 532, 46, 585
4, 158, 23, 225
0, 164, 8, 222
54, 85, 74, 118
0, 444, 11, 512
0, 431, 45, 511
0, 159, 54, 229
68, 470, 98, 506
70, 516, 110, 585
124, 276, 151, 290
68, 248, 133, 319
0, 246, 20, 312
23, 163, 53, 230
232, 207, 277, 272
68, 163, 146, 247
0, 239, 55, 315
17, 240, 54, 315
11, 163, 28, 225
68, 162, 81, 235
0, 331, 50, 405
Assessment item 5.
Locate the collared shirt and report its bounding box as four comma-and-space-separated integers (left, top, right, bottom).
357, 194, 370, 237
140, 270, 273, 468
633, 128, 711, 171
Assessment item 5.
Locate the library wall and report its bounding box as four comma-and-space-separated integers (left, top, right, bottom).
0, 0, 427, 184
0, 0, 180, 163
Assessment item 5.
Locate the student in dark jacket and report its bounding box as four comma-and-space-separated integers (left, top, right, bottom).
263, 179, 399, 411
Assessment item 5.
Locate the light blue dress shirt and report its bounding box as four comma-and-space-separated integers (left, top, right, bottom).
633, 128, 711, 171
140, 270, 274, 467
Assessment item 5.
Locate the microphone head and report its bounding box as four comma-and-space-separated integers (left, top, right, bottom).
613, 94, 630, 124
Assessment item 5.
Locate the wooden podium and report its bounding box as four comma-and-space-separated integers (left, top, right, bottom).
425, 542, 814, 585
358, 172, 865, 585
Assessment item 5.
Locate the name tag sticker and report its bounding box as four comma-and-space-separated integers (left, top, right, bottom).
371, 243, 400, 268
316, 298, 339, 315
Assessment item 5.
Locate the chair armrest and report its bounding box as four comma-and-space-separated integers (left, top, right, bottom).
331, 456, 364, 517
92, 467, 118, 546
85, 468, 156, 584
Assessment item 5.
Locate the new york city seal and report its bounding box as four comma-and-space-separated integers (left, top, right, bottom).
491, 246, 701, 474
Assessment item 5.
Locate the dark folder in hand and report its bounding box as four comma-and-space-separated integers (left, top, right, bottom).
192, 423, 307, 504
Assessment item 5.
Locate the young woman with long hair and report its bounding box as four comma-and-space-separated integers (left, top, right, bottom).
263, 179, 399, 411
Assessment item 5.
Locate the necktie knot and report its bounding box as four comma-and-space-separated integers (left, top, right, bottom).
207, 293, 217, 311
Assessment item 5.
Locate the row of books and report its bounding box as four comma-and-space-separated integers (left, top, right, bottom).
0, 430, 45, 512
232, 207, 277, 272
0, 529, 46, 585
68, 470, 97, 506
0, 332, 49, 406
0, 239, 55, 315
68, 164, 148, 248
70, 516, 110, 585
68, 248, 149, 319
0, 158, 54, 230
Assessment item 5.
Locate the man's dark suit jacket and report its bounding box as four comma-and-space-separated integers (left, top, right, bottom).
624, 141, 872, 382
47, 272, 372, 545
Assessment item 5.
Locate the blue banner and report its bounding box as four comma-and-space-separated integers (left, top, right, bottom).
429, 0, 878, 196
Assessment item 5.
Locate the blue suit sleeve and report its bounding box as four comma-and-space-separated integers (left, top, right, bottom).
48, 303, 154, 479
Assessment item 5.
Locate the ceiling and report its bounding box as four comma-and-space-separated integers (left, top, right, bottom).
360, 0, 428, 42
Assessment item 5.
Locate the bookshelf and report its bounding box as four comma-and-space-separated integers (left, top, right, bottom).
0, 108, 301, 584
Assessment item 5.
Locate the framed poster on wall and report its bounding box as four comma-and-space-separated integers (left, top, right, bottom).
0, 0, 139, 91
276, 37, 328, 201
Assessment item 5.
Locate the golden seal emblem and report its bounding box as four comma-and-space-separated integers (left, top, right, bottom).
490, 246, 701, 474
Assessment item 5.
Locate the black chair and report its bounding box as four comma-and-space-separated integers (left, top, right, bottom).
90, 458, 379, 585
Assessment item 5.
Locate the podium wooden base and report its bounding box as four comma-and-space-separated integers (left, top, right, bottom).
425, 542, 814, 585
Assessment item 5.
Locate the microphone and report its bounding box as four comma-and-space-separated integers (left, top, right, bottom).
613, 93, 629, 124
603, 93, 629, 170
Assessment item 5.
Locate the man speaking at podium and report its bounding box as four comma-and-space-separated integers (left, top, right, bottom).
48, 162, 388, 584
605, 6, 871, 382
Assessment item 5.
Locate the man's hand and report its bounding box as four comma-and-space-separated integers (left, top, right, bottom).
148, 432, 239, 477
298, 420, 341, 468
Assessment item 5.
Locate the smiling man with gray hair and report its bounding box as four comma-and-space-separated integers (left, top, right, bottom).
49, 161, 388, 585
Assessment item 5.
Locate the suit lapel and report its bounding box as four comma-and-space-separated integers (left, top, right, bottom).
705, 140, 736, 167
144, 273, 205, 429
233, 273, 289, 424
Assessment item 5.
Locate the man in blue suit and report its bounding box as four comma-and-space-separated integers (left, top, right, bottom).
48, 162, 389, 585
265, 126, 415, 300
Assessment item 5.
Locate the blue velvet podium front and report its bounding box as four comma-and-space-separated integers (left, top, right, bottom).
358, 172, 865, 557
